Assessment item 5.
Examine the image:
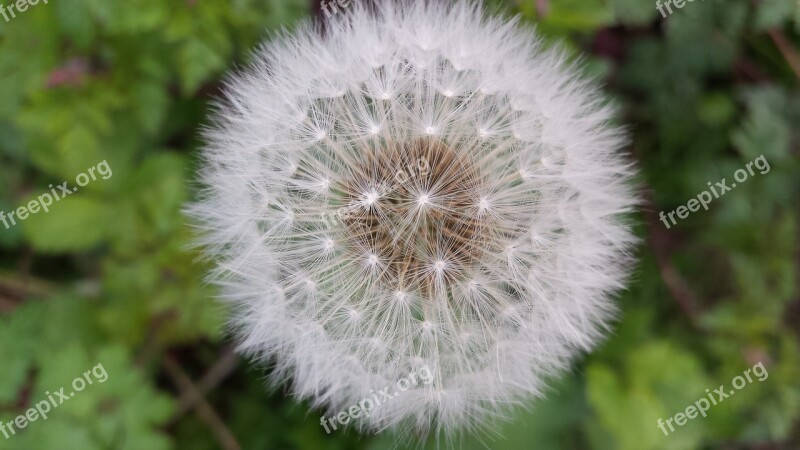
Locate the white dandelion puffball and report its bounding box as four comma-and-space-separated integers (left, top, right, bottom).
191, 0, 638, 437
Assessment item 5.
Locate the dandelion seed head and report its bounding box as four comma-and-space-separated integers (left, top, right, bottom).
190, 0, 638, 439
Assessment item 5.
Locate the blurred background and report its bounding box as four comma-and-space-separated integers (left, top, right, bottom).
0, 0, 798, 449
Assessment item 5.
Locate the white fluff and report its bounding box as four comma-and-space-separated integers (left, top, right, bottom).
189, 0, 638, 439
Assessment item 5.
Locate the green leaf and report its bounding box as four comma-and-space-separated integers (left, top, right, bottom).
754, 0, 795, 30
531, 0, 615, 34
1, 344, 174, 450
22, 195, 110, 252
0, 302, 43, 403
178, 40, 226, 96
610, 0, 659, 26
586, 342, 710, 450
697, 92, 737, 126
53, 0, 96, 49
732, 87, 791, 162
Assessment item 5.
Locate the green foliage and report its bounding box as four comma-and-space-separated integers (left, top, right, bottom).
0, 0, 797, 449
586, 341, 710, 450
754, 0, 797, 31
0, 299, 174, 448
22, 196, 111, 252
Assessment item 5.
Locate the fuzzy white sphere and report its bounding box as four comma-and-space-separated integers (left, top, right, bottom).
190, 0, 638, 438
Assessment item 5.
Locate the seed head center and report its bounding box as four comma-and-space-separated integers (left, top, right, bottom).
339, 138, 486, 290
